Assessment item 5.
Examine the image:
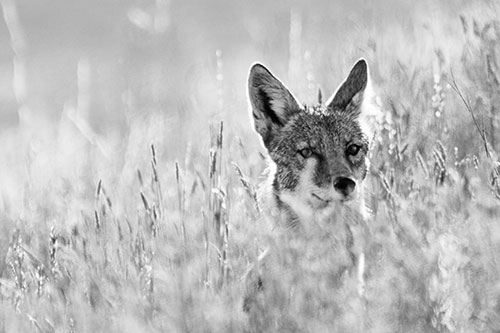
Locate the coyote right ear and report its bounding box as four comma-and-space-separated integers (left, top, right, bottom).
248, 63, 302, 149
326, 59, 369, 113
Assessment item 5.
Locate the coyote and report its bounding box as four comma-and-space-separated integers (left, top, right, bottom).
243, 60, 377, 321
248, 59, 375, 229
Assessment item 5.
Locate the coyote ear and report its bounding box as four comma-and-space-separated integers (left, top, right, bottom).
326, 59, 369, 112
248, 63, 302, 148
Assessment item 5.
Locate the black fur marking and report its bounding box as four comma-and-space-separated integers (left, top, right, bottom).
272, 175, 280, 196
257, 87, 283, 127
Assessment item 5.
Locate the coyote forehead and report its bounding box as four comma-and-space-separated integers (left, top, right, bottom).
268, 110, 369, 192
248, 59, 374, 227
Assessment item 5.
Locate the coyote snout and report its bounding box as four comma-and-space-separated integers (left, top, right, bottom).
334, 177, 356, 198
248, 59, 376, 227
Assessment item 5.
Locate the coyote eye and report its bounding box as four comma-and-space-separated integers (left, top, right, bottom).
298, 148, 313, 158
346, 144, 361, 156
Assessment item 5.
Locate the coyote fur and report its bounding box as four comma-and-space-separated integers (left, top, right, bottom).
248, 59, 375, 230
243, 60, 377, 318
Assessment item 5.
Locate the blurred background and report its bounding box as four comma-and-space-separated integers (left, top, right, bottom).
0, 0, 475, 139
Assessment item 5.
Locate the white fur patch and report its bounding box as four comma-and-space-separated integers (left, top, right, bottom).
279, 159, 366, 231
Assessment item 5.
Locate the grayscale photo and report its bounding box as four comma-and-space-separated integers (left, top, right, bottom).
0, 0, 499, 332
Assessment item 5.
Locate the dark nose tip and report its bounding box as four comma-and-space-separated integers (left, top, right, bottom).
333, 177, 356, 197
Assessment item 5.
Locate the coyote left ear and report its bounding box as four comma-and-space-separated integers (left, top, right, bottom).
248, 63, 302, 149
326, 59, 369, 112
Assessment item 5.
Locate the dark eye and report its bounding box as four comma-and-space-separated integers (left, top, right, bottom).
346, 144, 361, 156
299, 148, 313, 158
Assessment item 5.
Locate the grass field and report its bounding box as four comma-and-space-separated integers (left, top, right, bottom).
1, 0, 500, 332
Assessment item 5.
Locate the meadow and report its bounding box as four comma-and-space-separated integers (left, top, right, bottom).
1, 0, 500, 332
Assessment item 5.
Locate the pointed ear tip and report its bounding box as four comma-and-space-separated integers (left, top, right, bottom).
355, 58, 369, 71
353, 58, 370, 86
249, 62, 268, 76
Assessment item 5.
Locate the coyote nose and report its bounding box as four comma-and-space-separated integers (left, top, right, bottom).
333, 177, 356, 197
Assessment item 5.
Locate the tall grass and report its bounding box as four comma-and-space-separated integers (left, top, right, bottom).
1, 1, 500, 332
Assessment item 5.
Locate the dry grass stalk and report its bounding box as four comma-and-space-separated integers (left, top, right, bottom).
416, 150, 430, 179
175, 161, 186, 242
208, 121, 229, 287
150, 144, 164, 222
433, 141, 448, 186
231, 161, 260, 214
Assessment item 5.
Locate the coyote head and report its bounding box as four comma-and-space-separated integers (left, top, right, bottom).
248, 60, 374, 223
